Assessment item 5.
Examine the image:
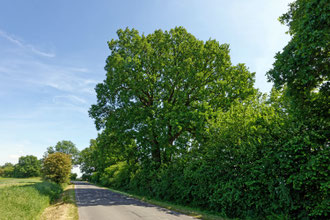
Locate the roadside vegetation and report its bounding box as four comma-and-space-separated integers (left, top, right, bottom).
0, 178, 62, 220
40, 184, 78, 220
80, 0, 329, 219
0, 141, 79, 220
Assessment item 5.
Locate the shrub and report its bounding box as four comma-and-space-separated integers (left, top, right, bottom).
70, 173, 78, 181
42, 152, 72, 184
100, 161, 132, 189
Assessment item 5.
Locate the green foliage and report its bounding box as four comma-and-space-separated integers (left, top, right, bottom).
0, 179, 62, 220
42, 152, 72, 184
89, 26, 256, 166
0, 163, 15, 177
84, 10, 329, 218
79, 139, 98, 176
266, 0, 330, 218
267, 0, 329, 99
100, 161, 133, 189
46, 140, 80, 165
13, 155, 41, 178
70, 173, 78, 181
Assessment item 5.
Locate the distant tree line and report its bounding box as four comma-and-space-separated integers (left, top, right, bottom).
0, 156, 41, 178
0, 140, 79, 183
79, 0, 329, 219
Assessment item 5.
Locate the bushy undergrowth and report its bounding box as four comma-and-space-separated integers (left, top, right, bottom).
90, 100, 329, 219
83, 1, 329, 218
0, 180, 62, 220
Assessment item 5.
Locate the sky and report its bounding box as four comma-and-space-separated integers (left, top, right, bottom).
0, 0, 293, 168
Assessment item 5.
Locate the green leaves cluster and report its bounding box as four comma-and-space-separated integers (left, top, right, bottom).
45, 140, 80, 165
42, 152, 72, 184
83, 3, 329, 218
14, 155, 41, 178
0, 163, 15, 177
89, 26, 256, 166
0, 156, 41, 178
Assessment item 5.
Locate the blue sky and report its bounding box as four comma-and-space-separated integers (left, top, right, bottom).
0, 0, 292, 166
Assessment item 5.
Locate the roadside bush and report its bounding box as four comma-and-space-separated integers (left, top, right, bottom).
70, 173, 78, 181
100, 161, 132, 189
90, 171, 100, 183
42, 152, 72, 184
81, 173, 91, 181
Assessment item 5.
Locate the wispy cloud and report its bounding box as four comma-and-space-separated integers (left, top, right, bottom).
0, 29, 55, 58
53, 95, 87, 105
0, 58, 97, 94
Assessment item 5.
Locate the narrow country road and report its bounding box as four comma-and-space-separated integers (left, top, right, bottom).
74, 181, 198, 220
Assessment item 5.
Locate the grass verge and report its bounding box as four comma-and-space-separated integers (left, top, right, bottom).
40, 183, 78, 220
93, 183, 227, 220
0, 180, 62, 220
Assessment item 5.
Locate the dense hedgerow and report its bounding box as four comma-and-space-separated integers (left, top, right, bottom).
86, 97, 328, 219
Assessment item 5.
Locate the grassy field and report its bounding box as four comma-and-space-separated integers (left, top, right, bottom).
0, 177, 63, 220
0, 177, 42, 187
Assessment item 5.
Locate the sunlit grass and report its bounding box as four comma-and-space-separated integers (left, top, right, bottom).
0, 177, 41, 187
0, 178, 62, 220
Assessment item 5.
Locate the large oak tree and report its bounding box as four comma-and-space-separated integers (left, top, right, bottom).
89, 27, 256, 166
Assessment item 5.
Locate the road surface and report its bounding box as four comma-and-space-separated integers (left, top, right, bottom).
74, 181, 198, 220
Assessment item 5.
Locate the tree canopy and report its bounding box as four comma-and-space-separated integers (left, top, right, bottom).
89, 27, 256, 166
14, 155, 41, 178
46, 140, 80, 165
42, 152, 72, 184
82, 2, 329, 218
267, 0, 329, 109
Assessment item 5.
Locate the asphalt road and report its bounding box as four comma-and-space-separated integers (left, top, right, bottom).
74, 181, 198, 220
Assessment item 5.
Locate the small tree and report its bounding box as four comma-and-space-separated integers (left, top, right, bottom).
1, 163, 15, 177
42, 152, 72, 184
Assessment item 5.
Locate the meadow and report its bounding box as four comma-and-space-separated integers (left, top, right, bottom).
0, 177, 62, 220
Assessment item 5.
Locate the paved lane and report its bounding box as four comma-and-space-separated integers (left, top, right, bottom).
74, 181, 197, 220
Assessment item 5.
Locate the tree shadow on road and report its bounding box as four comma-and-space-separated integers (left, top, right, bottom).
73, 181, 190, 217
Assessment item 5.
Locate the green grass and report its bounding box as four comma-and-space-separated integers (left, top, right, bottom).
0, 178, 63, 220
0, 177, 41, 187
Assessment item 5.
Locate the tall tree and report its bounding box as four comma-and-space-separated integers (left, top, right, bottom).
45, 140, 80, 165
267, 0, 329, 115
89, 27, 256, 166
79, 139, 97, 176
267, 0, 329, 217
